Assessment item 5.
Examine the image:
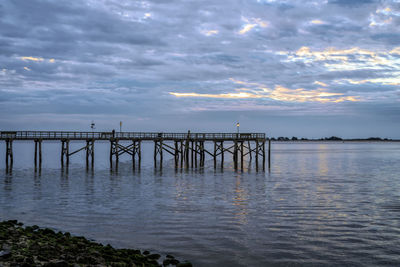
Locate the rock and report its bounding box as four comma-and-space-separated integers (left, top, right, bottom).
0, 220, 186, 267
147, 253, 161, 260
43, 260, 69, 267
168, 259, 180, 265
177, 262, 193, 267
42, 228, 56, 236
0, 249, 12, 259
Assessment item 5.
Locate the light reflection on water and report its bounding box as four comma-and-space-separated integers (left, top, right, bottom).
1, 142, 400, 266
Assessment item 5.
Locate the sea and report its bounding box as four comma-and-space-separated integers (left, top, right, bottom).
1, 141, 400, 266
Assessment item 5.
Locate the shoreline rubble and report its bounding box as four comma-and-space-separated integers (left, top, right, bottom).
0, 220, 192, 267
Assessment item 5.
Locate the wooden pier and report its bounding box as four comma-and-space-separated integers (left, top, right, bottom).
1, 131, 270, 172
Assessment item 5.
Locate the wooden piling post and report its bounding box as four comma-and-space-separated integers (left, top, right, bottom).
268, 138, 271, 169
137, 141, 141, 169
5, 139, 13, 171
213, 141, 217, 169
174, 141, 179, 168
132, 141, 135, 169
234, 141, 238, 170
34, 140, 38, 171
200, 141, 205, 167
61, 140, 64, 168
153, 141, 157, 168
115, 139, 119, 170
39, 140, 42, 168
65, 140, 69, 167
91, 139, 94, 169
110, 140, 113, 169
191, 141, 194, 168
194, 141, 197, 168
255, 140, 259, 171
160, 140, 163, 169
240, 141, 244, 170
180, 141, 184, 168
10, 140, 13, 168
221, 141, 224, 168
248, 140, 252, 159
5, 140, 8, 171
185, 141, 189, 169
86, 140, 89, 168
262, 141, 266, 171
61, 141, 64, 167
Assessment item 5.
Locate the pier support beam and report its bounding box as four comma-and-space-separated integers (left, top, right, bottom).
86, 139, 95, 169
198, 141, 205, 167
254, 140, 266, 171
154, 140, 163, 169
185, 139, 189, 169
132, 140, 141, 170
233, 141, 238, 170
109, 139, 119, 170
34, 139, 42, 171
5, 139, 13, 172
191, 141, 194, 168
61, 139, 69, 168
194, 141, 198, 168
180, 141, 184, 168
213, 141, 224, 169
262, 141, 266, 171
268, 139, 271, 170
174, 141, 179, 168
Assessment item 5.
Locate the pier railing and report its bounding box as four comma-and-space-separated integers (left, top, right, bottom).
0, 131, 266, 141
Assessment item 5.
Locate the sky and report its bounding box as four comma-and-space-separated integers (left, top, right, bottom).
1, 0, 400, 138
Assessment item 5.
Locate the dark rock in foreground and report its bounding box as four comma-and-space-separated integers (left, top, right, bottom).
0, 220, 192, 267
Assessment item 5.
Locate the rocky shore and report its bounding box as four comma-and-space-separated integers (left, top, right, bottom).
0, 220, 192, 267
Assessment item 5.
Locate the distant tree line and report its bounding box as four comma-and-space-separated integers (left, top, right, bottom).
269, 136, 393, 141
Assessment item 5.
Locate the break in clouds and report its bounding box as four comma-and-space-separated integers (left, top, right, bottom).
0, 0, 400, 137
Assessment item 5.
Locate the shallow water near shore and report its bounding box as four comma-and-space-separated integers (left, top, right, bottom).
1, 141, 400, 266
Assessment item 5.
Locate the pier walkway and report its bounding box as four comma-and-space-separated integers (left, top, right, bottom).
1, 131, 269, 172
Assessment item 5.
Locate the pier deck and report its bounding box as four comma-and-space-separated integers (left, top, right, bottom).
1, 131, 269, 172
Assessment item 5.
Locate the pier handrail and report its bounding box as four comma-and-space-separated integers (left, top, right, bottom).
0, 131, 266, 140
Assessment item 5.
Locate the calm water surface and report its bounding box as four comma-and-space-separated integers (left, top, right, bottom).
1, 141, 400, 266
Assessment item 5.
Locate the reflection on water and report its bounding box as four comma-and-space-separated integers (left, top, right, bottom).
233, 174, 249, 225
1, 142, 400, 266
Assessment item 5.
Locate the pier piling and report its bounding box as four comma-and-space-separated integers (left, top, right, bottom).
5, 139, 13, 172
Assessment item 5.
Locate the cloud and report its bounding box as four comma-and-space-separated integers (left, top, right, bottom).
20, 56, 44, 62
238, 17, 268, 34
314, 81, 328, 87
281, 46, 400, 71
310, 19, 326, 25
200, 29, 219, 36
170, 79, 360, 103
170, 92, 261, 99
329, 0, 376, 7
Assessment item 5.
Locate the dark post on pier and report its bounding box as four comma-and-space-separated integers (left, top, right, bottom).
1, 131, 270, 172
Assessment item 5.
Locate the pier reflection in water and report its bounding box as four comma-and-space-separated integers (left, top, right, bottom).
1, 142, 400, 266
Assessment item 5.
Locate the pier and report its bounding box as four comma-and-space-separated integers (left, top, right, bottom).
1, 131, 270, 172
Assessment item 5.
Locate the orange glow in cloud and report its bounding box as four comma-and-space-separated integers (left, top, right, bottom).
20, 56, 44, 62
238, 17, 268, 34
170, 79, 360, 103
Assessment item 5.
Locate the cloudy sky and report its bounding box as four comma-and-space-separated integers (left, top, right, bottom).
1, 0, 400, 138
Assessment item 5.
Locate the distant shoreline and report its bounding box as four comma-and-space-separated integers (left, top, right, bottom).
269, 137, 400, 142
